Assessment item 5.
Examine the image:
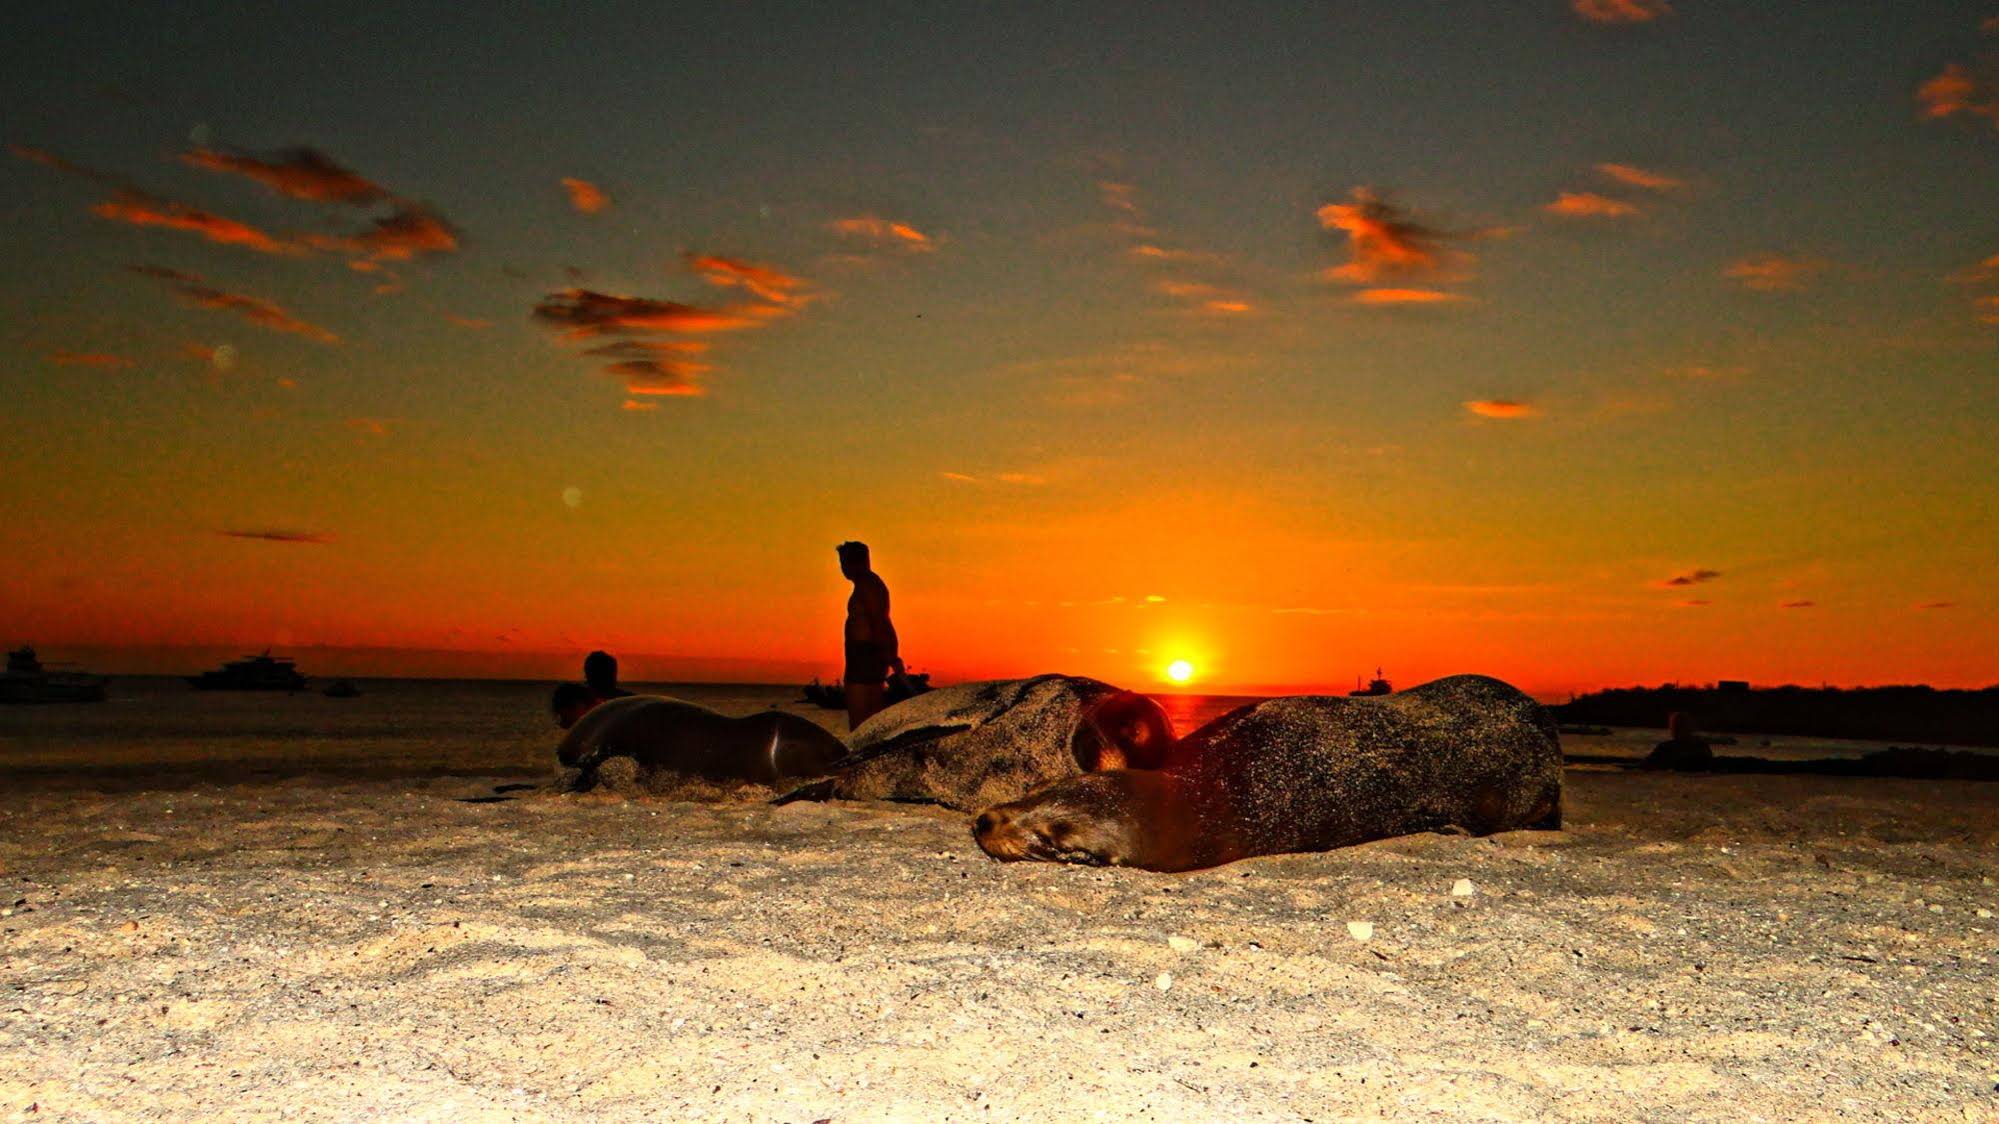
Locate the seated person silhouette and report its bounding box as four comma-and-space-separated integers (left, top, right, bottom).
584, 650, 633, 701
551, 682, 598, 730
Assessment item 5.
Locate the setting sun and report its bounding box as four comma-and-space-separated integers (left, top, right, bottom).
1164, 659, 1195, 685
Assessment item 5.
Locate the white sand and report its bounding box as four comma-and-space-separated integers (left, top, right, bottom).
4, 753, 1997, 1120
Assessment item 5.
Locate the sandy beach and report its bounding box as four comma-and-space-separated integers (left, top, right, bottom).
3, 683, 1996, 1122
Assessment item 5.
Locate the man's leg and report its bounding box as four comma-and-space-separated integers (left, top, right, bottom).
846, 681, 885, 731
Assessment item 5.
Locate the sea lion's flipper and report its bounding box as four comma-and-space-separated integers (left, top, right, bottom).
833, 724, 975, 769
771, 778, 840, 805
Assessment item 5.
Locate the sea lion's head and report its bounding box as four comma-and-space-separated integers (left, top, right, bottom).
1072, 690, 1174, 772
972, 770, 1198, 870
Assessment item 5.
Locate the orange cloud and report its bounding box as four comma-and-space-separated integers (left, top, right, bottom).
1978, 295, 1999, 324
583, 339, 713, 359
827, 216, 935, 251
1916, 601, 1957, 610
1127, 243, 1227, 266
1917, 63, 1999, 126
218, 529, 334, 545
1723, 253, 1830, 292
1098, 181, 1143, 217
180, 147, 388, 205
683, 253, 812, 305
1355, 288, 1470, 305
608, 359, 709, 396
1545, 191, 1639, 218
1572, 0, 1671, 24
1659, 568, 1722, 587
47, 351, 135, 369
1596, 163, 1682, 190
531, 290, 772, 339
443, 313, 493, 329
303, 204, 459, 262
1780, 600, 1816, 609
131, 265, 338, 344
92, 190, 300, 255
10, 144, 121, 184
1464, 399, 1537, 418
621, 399, 661, 411
345, 417, 396, 437
1317, 188, 1465, 285
561, 177, 612, 214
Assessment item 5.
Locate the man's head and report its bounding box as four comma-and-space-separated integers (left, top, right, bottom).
836, 541, 871, 580
551, 682, 597, 729
582, 650, 618, 691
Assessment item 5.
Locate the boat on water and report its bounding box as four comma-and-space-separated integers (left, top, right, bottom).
0, 645, 109, 704
1349, 668, 1393, 697
801, 670, 933, 710
187, 652, 309, 692
322, 679, 362, 698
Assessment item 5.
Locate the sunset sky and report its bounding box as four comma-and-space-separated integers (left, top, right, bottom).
4, 2, 1995, 697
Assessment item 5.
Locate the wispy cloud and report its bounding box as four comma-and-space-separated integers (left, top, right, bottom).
937, 470, 1048, 486
345, 417, 396, 437
1659, 567, 1722, 587
1126, 243, 1227, 266
1355, 287, 1470, 306
443, 313, 493, 329
302, 204, 459, 262
1723, 253, 1830, 292
180, 147, 388, 205
1572, 0, 1671, 24
1544, 191, 1640, 218
10, 144, 122, 184
47, 351, 135, 369
683, 253, 813, 305
1952, 252, 1999, 323
131, 265, 338, 344
1915, 600, 1957, 610
1780, 600, 1815, 609
620, 399, 660, 412
561, 177, 612, 214
92, 190, 301, 254
1318, 188, 1470, 290
827, 215, 935, 252
1917, 63, 1999, 127
1001, 340, 1251, 409
217, 529, 334, 545
533, 253, 808, 399
1595, 163, 1683, 190
531, 291, 776, 339
1662, 362, 1749, 379
1464, 399, 1537, 419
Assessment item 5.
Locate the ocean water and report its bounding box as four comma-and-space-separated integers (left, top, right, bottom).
0, 678, 1261, 792
1, 677, 1966, 793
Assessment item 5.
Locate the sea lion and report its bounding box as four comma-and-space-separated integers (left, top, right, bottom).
973, 674, 1562, 872
776, 675, 1173, 811
556, 695, 847, 794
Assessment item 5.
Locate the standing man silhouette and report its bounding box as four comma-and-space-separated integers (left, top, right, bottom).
837, 541, 902, 730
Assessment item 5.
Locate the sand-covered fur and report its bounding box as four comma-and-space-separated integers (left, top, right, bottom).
793, 675, 1172, 811
978, 675, 1563, 871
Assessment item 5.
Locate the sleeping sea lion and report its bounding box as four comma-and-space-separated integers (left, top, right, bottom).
557, 695, 847, 794
973, 674, 1561, 872
775, 674, 1173, 811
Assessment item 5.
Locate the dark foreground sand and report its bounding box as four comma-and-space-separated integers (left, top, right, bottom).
3, 763, 1996, 1121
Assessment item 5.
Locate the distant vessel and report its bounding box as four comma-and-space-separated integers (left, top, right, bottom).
801, 670, 933, 710
1349, 668, 1393, 697
0, 645, 109, 704
187, 652, 309, 692
322, 679, 362, 698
